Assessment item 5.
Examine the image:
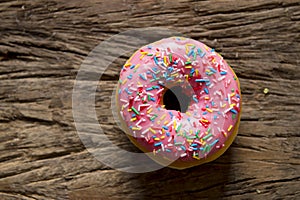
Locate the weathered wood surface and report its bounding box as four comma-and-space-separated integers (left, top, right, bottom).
1, 0, 300, 199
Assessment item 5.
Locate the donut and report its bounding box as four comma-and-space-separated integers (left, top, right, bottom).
116, 37, 242, 169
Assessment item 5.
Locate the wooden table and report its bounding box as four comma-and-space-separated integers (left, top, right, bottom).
1, 0, 299, 199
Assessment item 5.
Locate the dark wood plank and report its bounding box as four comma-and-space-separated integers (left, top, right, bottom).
0, 0, 299, 199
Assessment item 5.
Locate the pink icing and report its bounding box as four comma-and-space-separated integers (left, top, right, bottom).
117, 37, 241, 162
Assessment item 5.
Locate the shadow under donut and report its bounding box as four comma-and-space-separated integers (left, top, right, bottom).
121, 145, 232, 199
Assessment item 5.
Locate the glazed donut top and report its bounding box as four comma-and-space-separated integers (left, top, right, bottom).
117, 37, 241, 162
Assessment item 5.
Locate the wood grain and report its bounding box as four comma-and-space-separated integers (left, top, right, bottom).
0, 0, 300, 199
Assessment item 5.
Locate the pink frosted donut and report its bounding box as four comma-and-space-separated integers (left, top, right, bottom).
116, 37, 242, 169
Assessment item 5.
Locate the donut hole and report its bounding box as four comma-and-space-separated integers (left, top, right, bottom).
163, 86, 191, 113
